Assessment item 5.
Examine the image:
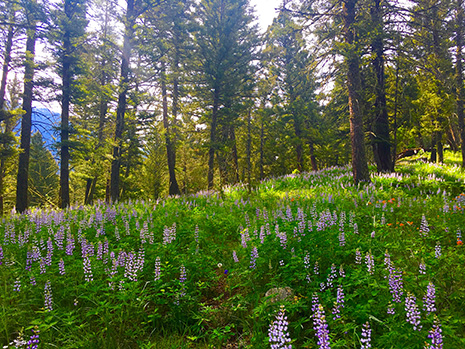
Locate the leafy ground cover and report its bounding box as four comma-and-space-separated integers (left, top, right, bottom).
1, 156, 465, 348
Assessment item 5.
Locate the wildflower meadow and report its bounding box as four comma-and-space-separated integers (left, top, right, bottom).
1, 159, 465, 348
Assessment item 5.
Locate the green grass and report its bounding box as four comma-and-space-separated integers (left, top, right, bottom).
1, 153, 465, 348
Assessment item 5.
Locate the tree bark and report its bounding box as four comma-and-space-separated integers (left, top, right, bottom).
371, 0, 392, 172
246, 108, 252, 185
0, 10, 15, 216
343, 0, 370, 183
207, 87, 220, 189
456, 0, 465, 167
259, 109, 264, 180
16, 24, 37, 213
110, 0, 134, 202
229, 124, 239, 183
391, 46, 400, 171
60, 0, 72, 209
161, 62, 180, 196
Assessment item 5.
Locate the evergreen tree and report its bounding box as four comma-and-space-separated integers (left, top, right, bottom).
49, 0, 88, 208
28, 132, 59, 207
193, 0, 259, 189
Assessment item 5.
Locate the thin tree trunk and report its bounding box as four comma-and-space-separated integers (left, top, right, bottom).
391, 47, 400, 171
456, 0, 465, 167
293, 118, 304, 172
60, 0, 72, 209
0, 10, 15, 216
0, 10, 14, 112
230, 125, 239, 183
343, 0, 370, 184
308, 141, 318, 171
161, 62, 180, 195
16, 24, 37, 213
110, 0, 134, 202
207, 87, 220, 189
259, 107, 264, 179
371, 0, 391, 172
246, 108, 252, 185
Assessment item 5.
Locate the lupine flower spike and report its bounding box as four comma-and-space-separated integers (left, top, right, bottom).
269, 304, 292, 349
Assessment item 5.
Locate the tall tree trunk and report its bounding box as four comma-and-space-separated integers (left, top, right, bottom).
430, 127, 438, 162
456, 0, 465, 167
308, 140, 318, 171
60, 0, 72, 209
0, 10, 15, 216
0, 10, 14, 112
110, 0, 134, 202
246, 108, 252, 185
161, 62, 180, 196
371, 0, 392, 172
16, 24, 37, 213
343, 0, 370, 183
391, 46, 400, 171
207, 88, 220, 189
293, 117, 304, 172
229, 125, 239, 183
259, 110, 264, 180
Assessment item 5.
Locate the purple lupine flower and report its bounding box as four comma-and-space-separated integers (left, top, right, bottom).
260, 225, 266, 244
44, 280, 53, 312
276, 227, 288, 249
383, 251, 391, 270
241, 228, 250, 248
58, 258, 66, 275
250, 246, 258, 269
26, 326, 40, 349
339, 231, 345, 247
97, 241, 103, 260
365, 252, 374, 275
233, 250, 239, 263
179, 264, 187, 297
268, 304, 292, 349
435, 243, 441, 259
371, 231, 375, 239
326, 264, 338, 288
420, 215, 429, 237
423, 282, 437, 315
360, 322, 371, 348
405, 292, 422, 331
313, 304, 331, 349
419, 261, 426, 275
339, 265, 345, 278
314, 261, 319, 275
179, 264, 186, 283
354, 222, 359, 234
30, 275, 36, 286
124, 252, 138, 281
154, 257, 161, 281
388, 267, 404, 303
332, 285, 345, 320
0, 245, 3, 265
387, 303, 395, 315
311, 293, 320, 312
115, 227, 120, 241
83, 255, 93, 282
39, 257, 47, 274
13, 278, 21, 292
426, 316, 443, 349
355, 249, 362, 265
304, 252, 311, 283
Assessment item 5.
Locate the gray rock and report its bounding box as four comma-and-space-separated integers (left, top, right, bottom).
265, 287, 294, 303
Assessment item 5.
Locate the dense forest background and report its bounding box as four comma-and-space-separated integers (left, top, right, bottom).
0, 0, 464, 214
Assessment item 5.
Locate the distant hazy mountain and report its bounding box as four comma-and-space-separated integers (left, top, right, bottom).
15, 108, 60, 154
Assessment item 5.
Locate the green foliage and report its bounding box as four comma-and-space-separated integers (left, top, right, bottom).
2, 156, 465, 347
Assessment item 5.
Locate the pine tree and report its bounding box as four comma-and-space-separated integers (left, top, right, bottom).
194, 0, 259, 189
